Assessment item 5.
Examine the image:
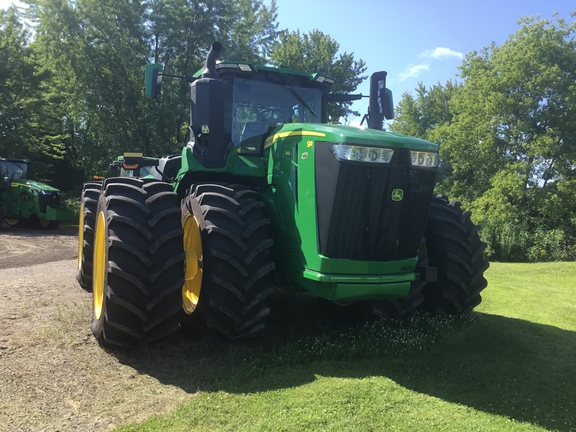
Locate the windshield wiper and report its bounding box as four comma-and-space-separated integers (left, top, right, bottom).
278, 76, 317, 119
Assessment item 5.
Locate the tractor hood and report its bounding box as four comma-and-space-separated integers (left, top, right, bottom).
265, 123, 438, 151
10, 178, 61, 193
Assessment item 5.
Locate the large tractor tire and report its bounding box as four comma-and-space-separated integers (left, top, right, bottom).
76, 181, 102, 291
371, 241, 427, 320
91, 178, 184, 348
180, 183, 275, 340
421, 195, 489, 315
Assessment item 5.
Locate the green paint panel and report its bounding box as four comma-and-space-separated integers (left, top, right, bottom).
261, 122, 428, 299
176, 146, 266, 183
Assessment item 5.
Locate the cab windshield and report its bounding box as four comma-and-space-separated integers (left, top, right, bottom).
120, 165, 153, 178
231, 76, 323, 147
1, 161, 28, 181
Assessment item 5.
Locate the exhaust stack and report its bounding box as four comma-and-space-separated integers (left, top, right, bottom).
202, 42, 223, 79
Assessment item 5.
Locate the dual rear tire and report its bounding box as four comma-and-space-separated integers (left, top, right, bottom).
90, 178, 184, 347
84, 179, 274, 347
179, 183, 275, 340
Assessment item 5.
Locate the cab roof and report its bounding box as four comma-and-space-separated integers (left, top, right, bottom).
193, 61, 335, 90
0, 158, 28, 164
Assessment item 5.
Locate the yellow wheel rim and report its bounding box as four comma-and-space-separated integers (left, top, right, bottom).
334, 301, 354, 307
182, 214, 203, 314
5, 218, 19, 226
93, 211, 107, 320
77, 203, 85, 271
39, 217, 50, 228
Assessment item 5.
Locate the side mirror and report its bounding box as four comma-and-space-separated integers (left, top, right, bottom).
109, 163, 120, 177
368, 71, 394, 130
145, 64, 163, 98
379, 87, 394, 120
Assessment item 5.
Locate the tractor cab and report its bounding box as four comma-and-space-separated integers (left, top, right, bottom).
187, 62, 331, 167
109, 153, 159, 178
0, 158, 29, 183
146, 42, 393, 170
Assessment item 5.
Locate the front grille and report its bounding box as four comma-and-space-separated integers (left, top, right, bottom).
315, 143, 436, 261
39, 192, 61, 213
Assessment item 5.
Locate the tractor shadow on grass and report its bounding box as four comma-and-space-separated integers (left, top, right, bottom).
114, 291, 576, 432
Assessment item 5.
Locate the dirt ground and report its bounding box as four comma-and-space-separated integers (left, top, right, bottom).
0, 225, 343, 432
0, 226, 199, 432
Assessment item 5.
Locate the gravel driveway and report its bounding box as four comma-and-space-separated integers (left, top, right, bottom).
0, 227, 192, 432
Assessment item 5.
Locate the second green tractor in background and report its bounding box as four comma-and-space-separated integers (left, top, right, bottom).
1, 158, 72, 230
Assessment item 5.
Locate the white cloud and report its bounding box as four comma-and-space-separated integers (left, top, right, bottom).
398, 64, 429, 81
420, 47, 463, 59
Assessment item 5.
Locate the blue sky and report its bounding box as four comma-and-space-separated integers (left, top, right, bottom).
2, 0, 574, 123
273, 0, 575, 122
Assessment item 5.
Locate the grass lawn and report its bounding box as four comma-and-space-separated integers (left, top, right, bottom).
115, 262, 576, 432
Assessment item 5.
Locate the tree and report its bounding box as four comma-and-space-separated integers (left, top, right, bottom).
0, 6, 39, 158
143, 0, 279, 153
0, 6, 76, 188
447, 15, 576, 227
392, 81, 460, 140
393, 14, 576, 260
269, 29, 367, 122
27, 0, 280, 179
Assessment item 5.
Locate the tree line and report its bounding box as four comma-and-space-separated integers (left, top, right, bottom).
392, 14, 576, 262
1, 3, 575, 261
0, 0, 365, 189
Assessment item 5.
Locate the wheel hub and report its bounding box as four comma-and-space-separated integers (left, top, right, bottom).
182, 215, 203, 314
93, 211, 106, 320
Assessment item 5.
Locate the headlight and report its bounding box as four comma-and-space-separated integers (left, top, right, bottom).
40, 190, 60, 195
410, 151, 438, 168
331, 144, 394, 164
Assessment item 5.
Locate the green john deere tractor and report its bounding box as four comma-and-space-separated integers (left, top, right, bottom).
108, 152, 160, 178
78, 42, 488, 348
0, 158, 73, 229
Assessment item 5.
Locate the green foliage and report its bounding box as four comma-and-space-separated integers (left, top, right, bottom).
391, 81, 460, 142
269, 29, 367, 122
448, 15, 576, 203
480, 221, 530, 262
393, 15, 576, 261
0, 1, 369, 187
526, 229, 576, 262
480, 220, 576, 262
0, 7, 47, 158
7, 0, 280, 182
